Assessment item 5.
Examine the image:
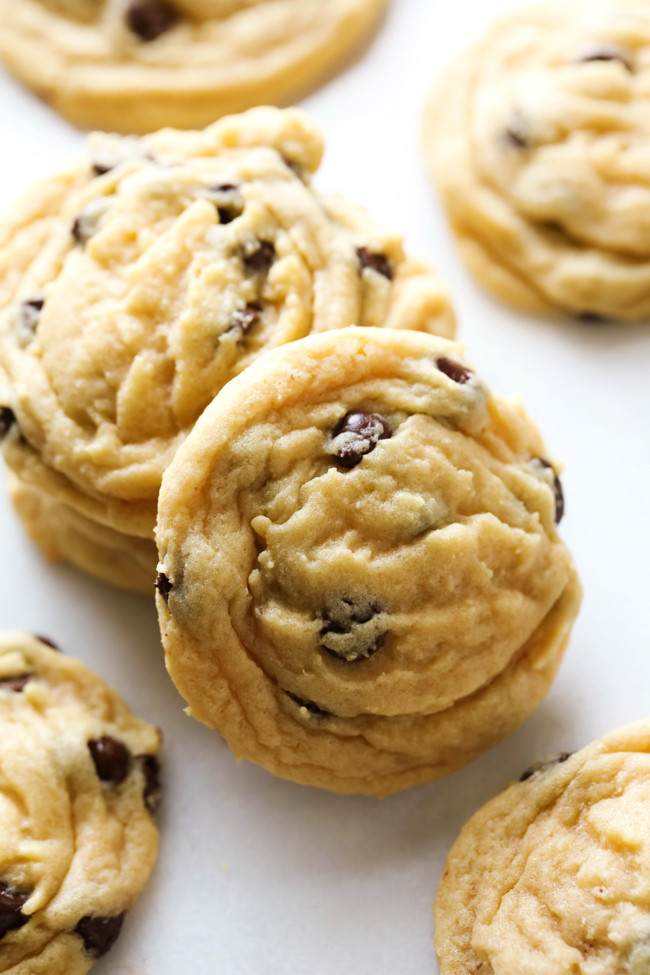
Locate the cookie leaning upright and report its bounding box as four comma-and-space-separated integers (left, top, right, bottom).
434, 719, 650, 975
425, 2, 650, 320
155, 326, 581, 796
0, 107, 454, 593
0, 0, 390, 133
0, 632, 161, 974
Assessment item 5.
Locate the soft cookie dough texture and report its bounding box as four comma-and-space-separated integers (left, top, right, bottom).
0, 0, 390, 133
0, 107, 454, 593
0, 631, 161, 975
155, 327, 581, 796
425, 2, 650, 320
435, 719, 650, 975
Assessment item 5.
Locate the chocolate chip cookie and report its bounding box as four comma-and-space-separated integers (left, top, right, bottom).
0, 107, 454, 592
435, 719, 650, 974
0, 631, 161, 973
0, 0, 390, 133
155, 326, 581, 796
425, 2, 650, 320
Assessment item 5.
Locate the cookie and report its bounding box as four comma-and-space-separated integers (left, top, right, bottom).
0, 107, 454, 591
434, 719, 650, 975
155, 326, 581, 796
0, 0, 390, 133
8, 475, 156, 595
0, 631, 161, 974
424, 2, 650, 320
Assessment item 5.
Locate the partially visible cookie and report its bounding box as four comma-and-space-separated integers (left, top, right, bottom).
0, 107, 454, 591
0, 0, 390, 133
155, 326, 581, 796
0, 631, 161, 974
8, 475, 156, 595
434, 719, 650, 975
425, 2, 650, 320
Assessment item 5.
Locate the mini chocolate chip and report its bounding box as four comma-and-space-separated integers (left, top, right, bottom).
34, 634, 61, 651
75, 913, 125, 958
285, 692, 331, 719
532, 457, 564, 524
243, 240, 276, 275
504, 120, 529, 149
15, 296, 45, 345
137, 754, 162, 813
519, 751, 572, 782
331, 411, 392, 469
207, 184, 243, 225
72, 202, 106, 246
155, 572, 172, 602
0, 407, 17, 439
230, 302, 262, 337
126, 0, 178, 41
436, 357, 473, 384
356, 246, 393, 280
0, 882, 29, 940
320, 598, 386, 662
0, 675, 30, 693
579, 44, 633, 72
88, 736, 130, 785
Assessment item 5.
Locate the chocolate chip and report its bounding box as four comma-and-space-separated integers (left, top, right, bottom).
0, 882, 29, 940
331, 411, 391, 469
531, 457, 564, 524
88, 736, 130, 785
436, 357, 473, 384
0, 407, 17, 439
75, 913, 125, 958
34, 634, 61, 651
285, 692, 331, 719
137, 754, 162, 813
0, 675, 30, 693
207, 184, 243, 225
519, 751, 572, 782
242, 240, 276, 275
356, 246, 393, 280
155, 572, 172, 602
579, 44, 633, 72
72, 203, 106, 246
320, 598, 386, 662
15, 295, 44, 345
125, 0, 178, 41
230, 302, 262, 337
504, 120, 529, 149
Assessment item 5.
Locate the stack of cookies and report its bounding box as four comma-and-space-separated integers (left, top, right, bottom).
0, 107, 454, 593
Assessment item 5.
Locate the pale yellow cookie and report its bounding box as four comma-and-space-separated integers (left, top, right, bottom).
425, 1, 650, 320
8, 474, 156, 594
0, 631, 161, 974
0, 0, 390, 133
155, 326, 581, 796
435, 719, 650, 975
0, 108, 454, 591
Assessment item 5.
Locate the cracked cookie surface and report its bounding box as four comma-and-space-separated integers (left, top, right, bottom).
0, 631, 161, 974
155, 326, 580, 796
0, 107, 454, 589
425, 1, 650, 320
0, 0, 390, 132
435, 719, 650, 975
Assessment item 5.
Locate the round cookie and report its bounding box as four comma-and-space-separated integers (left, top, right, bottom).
155, 326, 581, 796
434, 719, 650, 975
0, 631, 161, 974
425, 2, 650, 320
0, 107, 454, 590
0, 0, 390, 133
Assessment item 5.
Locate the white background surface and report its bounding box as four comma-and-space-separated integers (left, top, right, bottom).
1, 0, 650, 972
